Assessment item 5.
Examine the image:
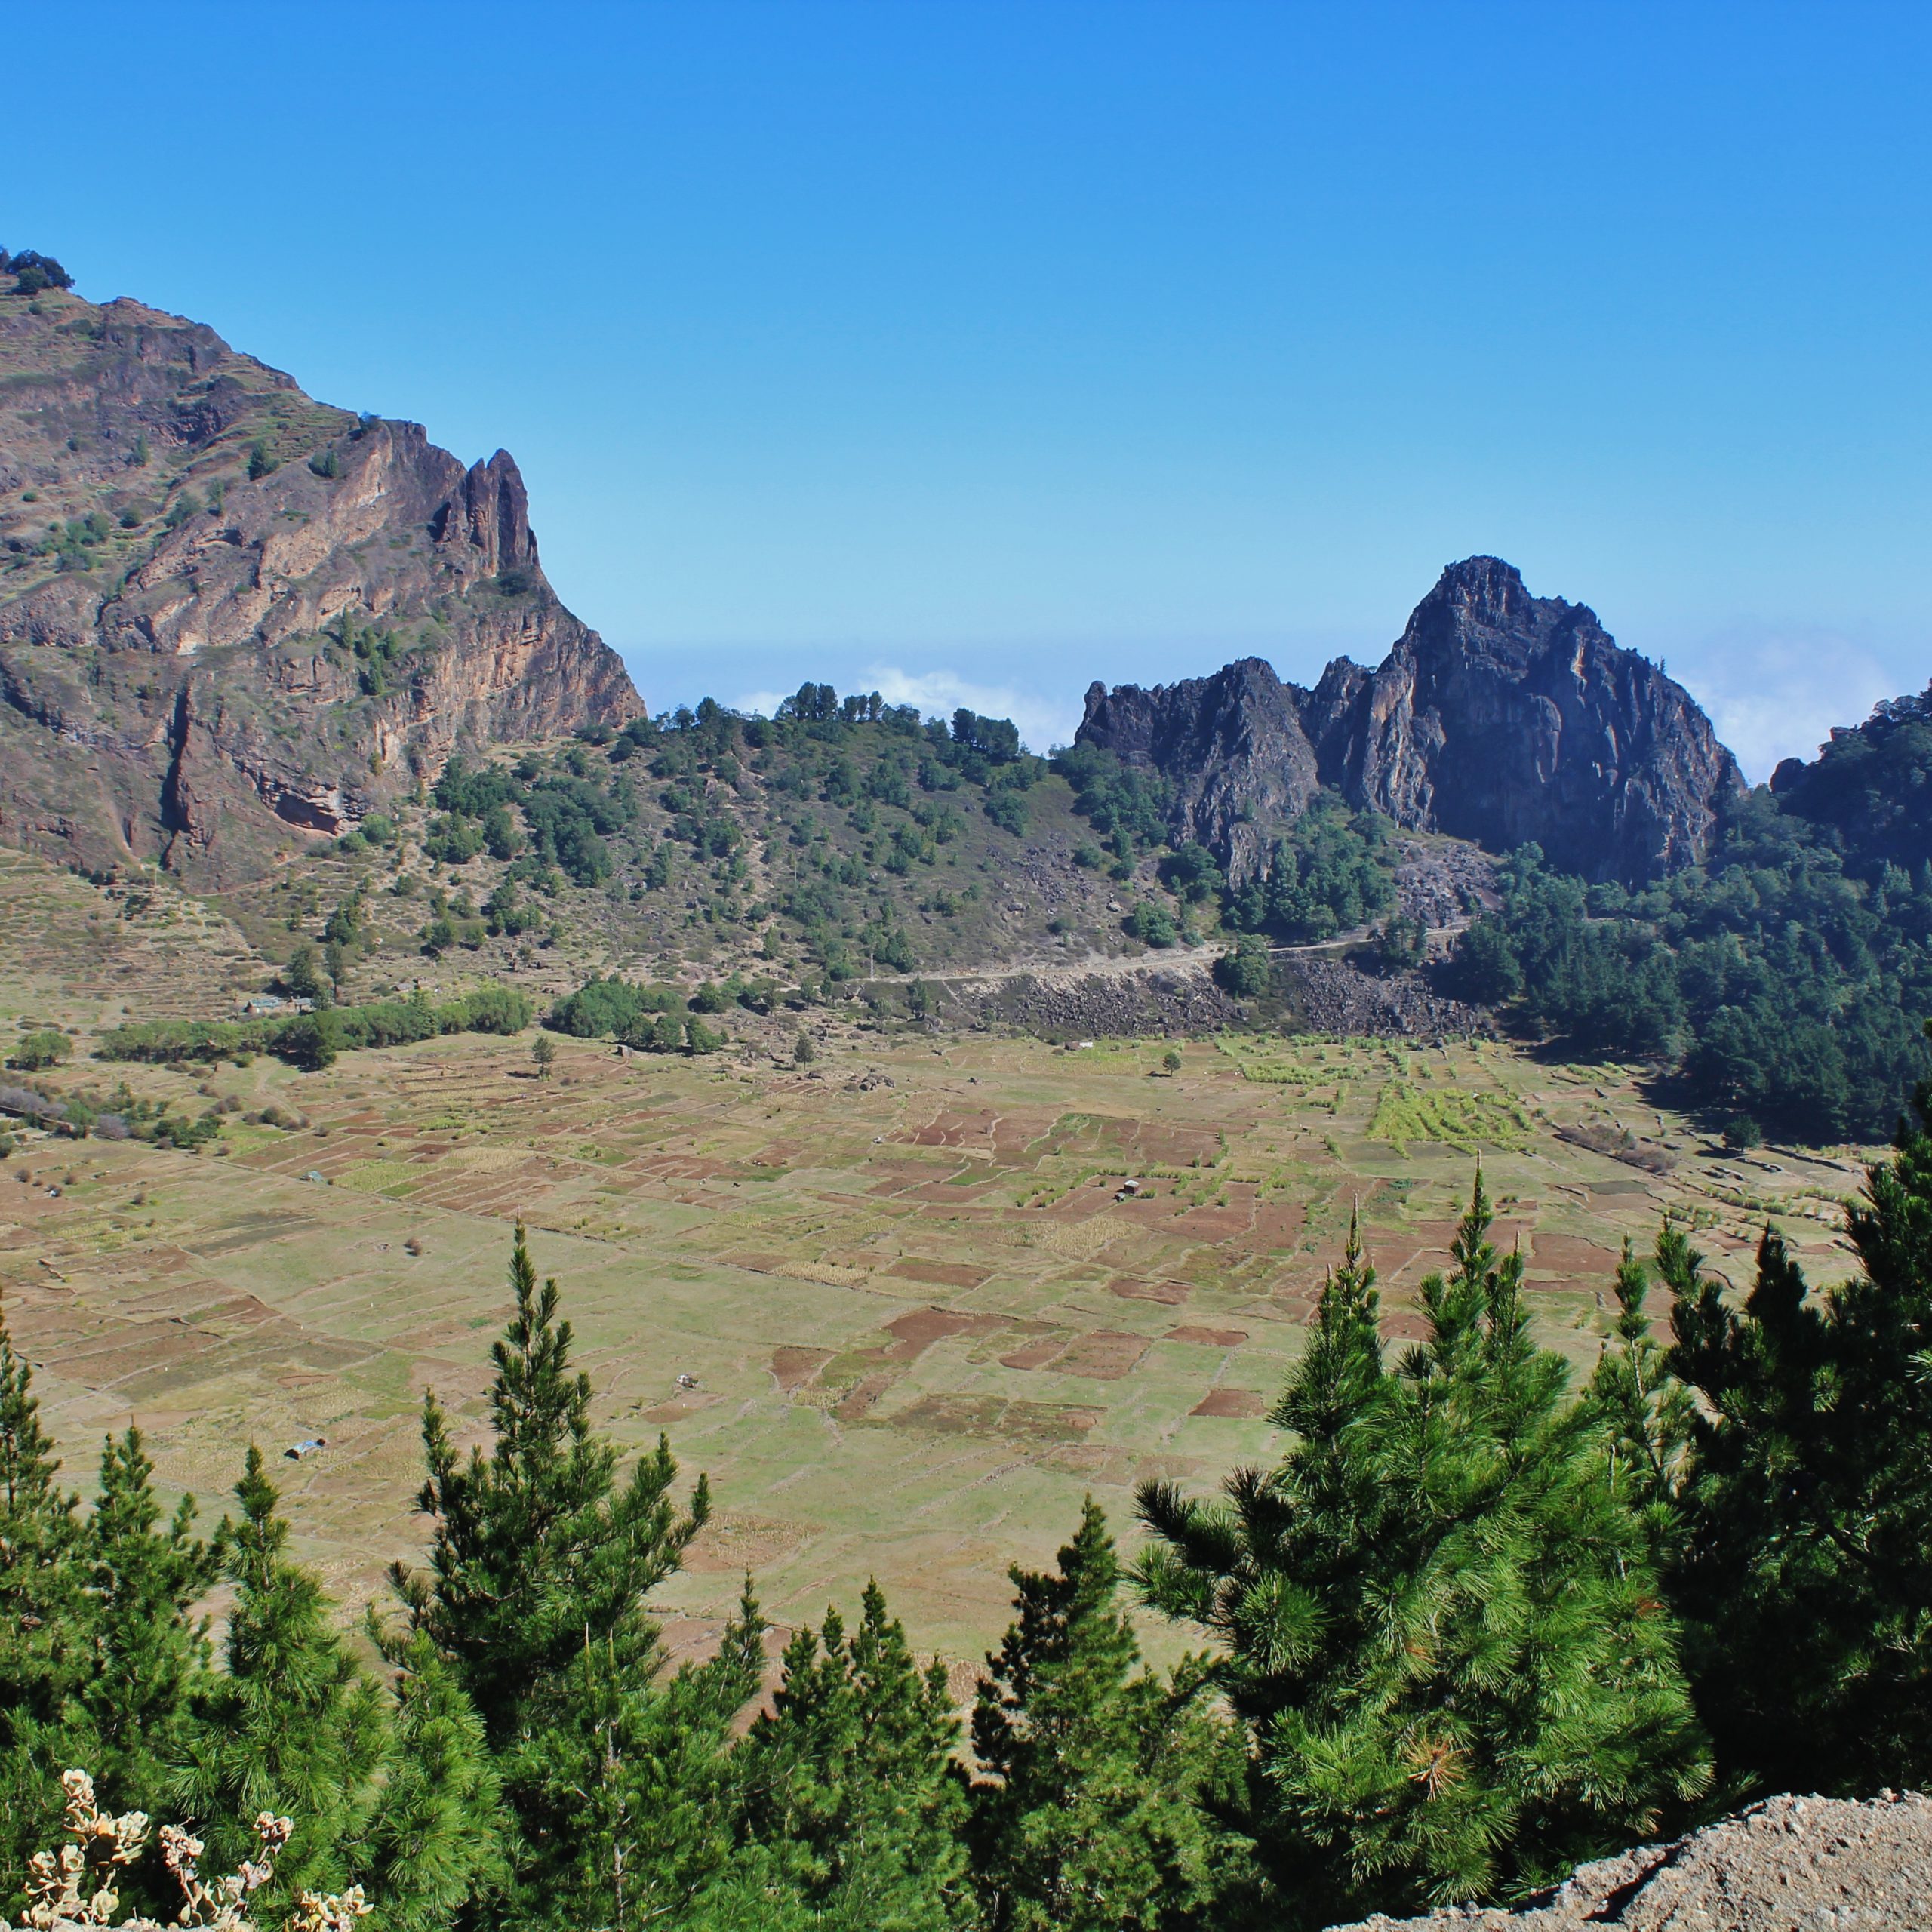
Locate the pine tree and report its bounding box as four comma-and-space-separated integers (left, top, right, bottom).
1664, 1068, 1932, 1796
394, 1224, 749, 1927
75, 1429, 217, 1812
729, 1580, 970, 1930
534, 1585, 764, 1929
1136, 1180, 1709, 1922
174, 1447, 387, 1918
1585, 1238, 1694, 1562
0, 1308, 85, 1872
361, 1625, 509, 1930
968, 1499, 1239, 1932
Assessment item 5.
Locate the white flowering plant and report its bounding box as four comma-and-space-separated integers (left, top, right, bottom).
0, 1773, 371, 1932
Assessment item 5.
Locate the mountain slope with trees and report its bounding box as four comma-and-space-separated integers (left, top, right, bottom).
0, 250, 638, 886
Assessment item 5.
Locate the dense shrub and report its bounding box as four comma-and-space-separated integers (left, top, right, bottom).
95, 985, 530, 1071
8, 1029, 71, 1072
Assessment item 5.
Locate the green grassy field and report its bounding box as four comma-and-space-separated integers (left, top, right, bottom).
0, 854, 1871, 1673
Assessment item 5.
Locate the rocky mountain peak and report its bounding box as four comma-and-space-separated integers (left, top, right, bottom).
0, 272, 639, 882
1414, 552, 1542, 642
1078, 557, 1745, 887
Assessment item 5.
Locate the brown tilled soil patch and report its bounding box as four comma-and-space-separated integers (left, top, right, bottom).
1000, 1337, 1066, 1371
770, 1346, 835, 1390
723, 1251, 793, 1275
1191, 1388, 1266, 1417
1108, 1275, 1189, 1305
684, 1514, 811, 1574
836, 1372, 897, 1420
1527, 1235, 1623, 1278
640, 1394, 721, 1425
1052, 1331, 1152, 1380
1252, 1202, 1306, 1247
865, 1161, 950, 1195
1038, 1184, 1115, 1218
1380, 1308, 1433, 1342
886, 1258, 992, 1290
1166, 1325, 1248, 1347
1171, 1203, 1253, 1235
882, 1307, 1005, 1357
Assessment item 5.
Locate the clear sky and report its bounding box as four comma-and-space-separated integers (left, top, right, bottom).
8, 2, 1928, 772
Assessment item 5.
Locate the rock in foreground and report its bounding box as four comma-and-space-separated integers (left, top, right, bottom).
1326, 1792, 1932, 1932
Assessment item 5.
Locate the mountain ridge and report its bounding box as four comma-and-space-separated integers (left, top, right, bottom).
1079, 556, 1746, 888
0, 274, 638, 884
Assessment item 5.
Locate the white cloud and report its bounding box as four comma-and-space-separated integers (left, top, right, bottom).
1675, 632, 1897, 783
731, 666, 1081, 752
862, 665, 1083, 755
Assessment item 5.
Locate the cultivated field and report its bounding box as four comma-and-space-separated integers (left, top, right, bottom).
0, 853, 1870, 1673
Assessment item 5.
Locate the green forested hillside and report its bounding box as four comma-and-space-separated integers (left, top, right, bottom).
1449, 788, 1932, 1143
208, 686, 1411, 1027
217, 689, 1150, 1004
1772, 686, 1932, 877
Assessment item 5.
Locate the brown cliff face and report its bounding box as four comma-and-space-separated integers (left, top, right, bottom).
0, 278, 640, 882
1079, 558, 1744, 886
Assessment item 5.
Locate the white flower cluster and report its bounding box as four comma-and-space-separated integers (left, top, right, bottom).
0, 1771, 370, 1932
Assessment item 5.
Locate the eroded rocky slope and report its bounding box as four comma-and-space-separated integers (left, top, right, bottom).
0, 269, 638, 883
1081, 556, 1743, 886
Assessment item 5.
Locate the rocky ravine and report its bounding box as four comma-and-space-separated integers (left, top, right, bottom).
0, 268, 639, 884
1081, 556, 1744, 888
1327, 1792, 1932, 1932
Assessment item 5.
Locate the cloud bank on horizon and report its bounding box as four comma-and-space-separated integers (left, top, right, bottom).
1675, 633, 1901, 783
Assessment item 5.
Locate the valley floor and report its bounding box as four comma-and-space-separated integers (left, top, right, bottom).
0, 855, 1871, 1675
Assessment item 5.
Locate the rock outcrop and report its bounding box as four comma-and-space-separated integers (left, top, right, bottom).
1324, 1790, 1932, 1930
1080, 558, 1744, 886
0, 274, 640, 882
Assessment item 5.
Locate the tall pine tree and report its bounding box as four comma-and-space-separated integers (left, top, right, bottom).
174, 1447, 387, 1918
1585, 1238, 1695, 1566
394, 1223, 756, 1928
728, 1580, 969, 1930
1137, 1181, 1709, 1922
0, 1306, 85, 1874
75, 1429, 217, 1815
361, 1623, 509, 1930
968, 1499, 1240, 1932
1665, 1055, 1932, 1796
173, 1447, 504, 1932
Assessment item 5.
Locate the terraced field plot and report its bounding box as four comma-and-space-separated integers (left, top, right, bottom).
0, 967, 1871, 1670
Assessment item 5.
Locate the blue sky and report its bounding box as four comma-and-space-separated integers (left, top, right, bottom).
10, 2, 1929, 772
